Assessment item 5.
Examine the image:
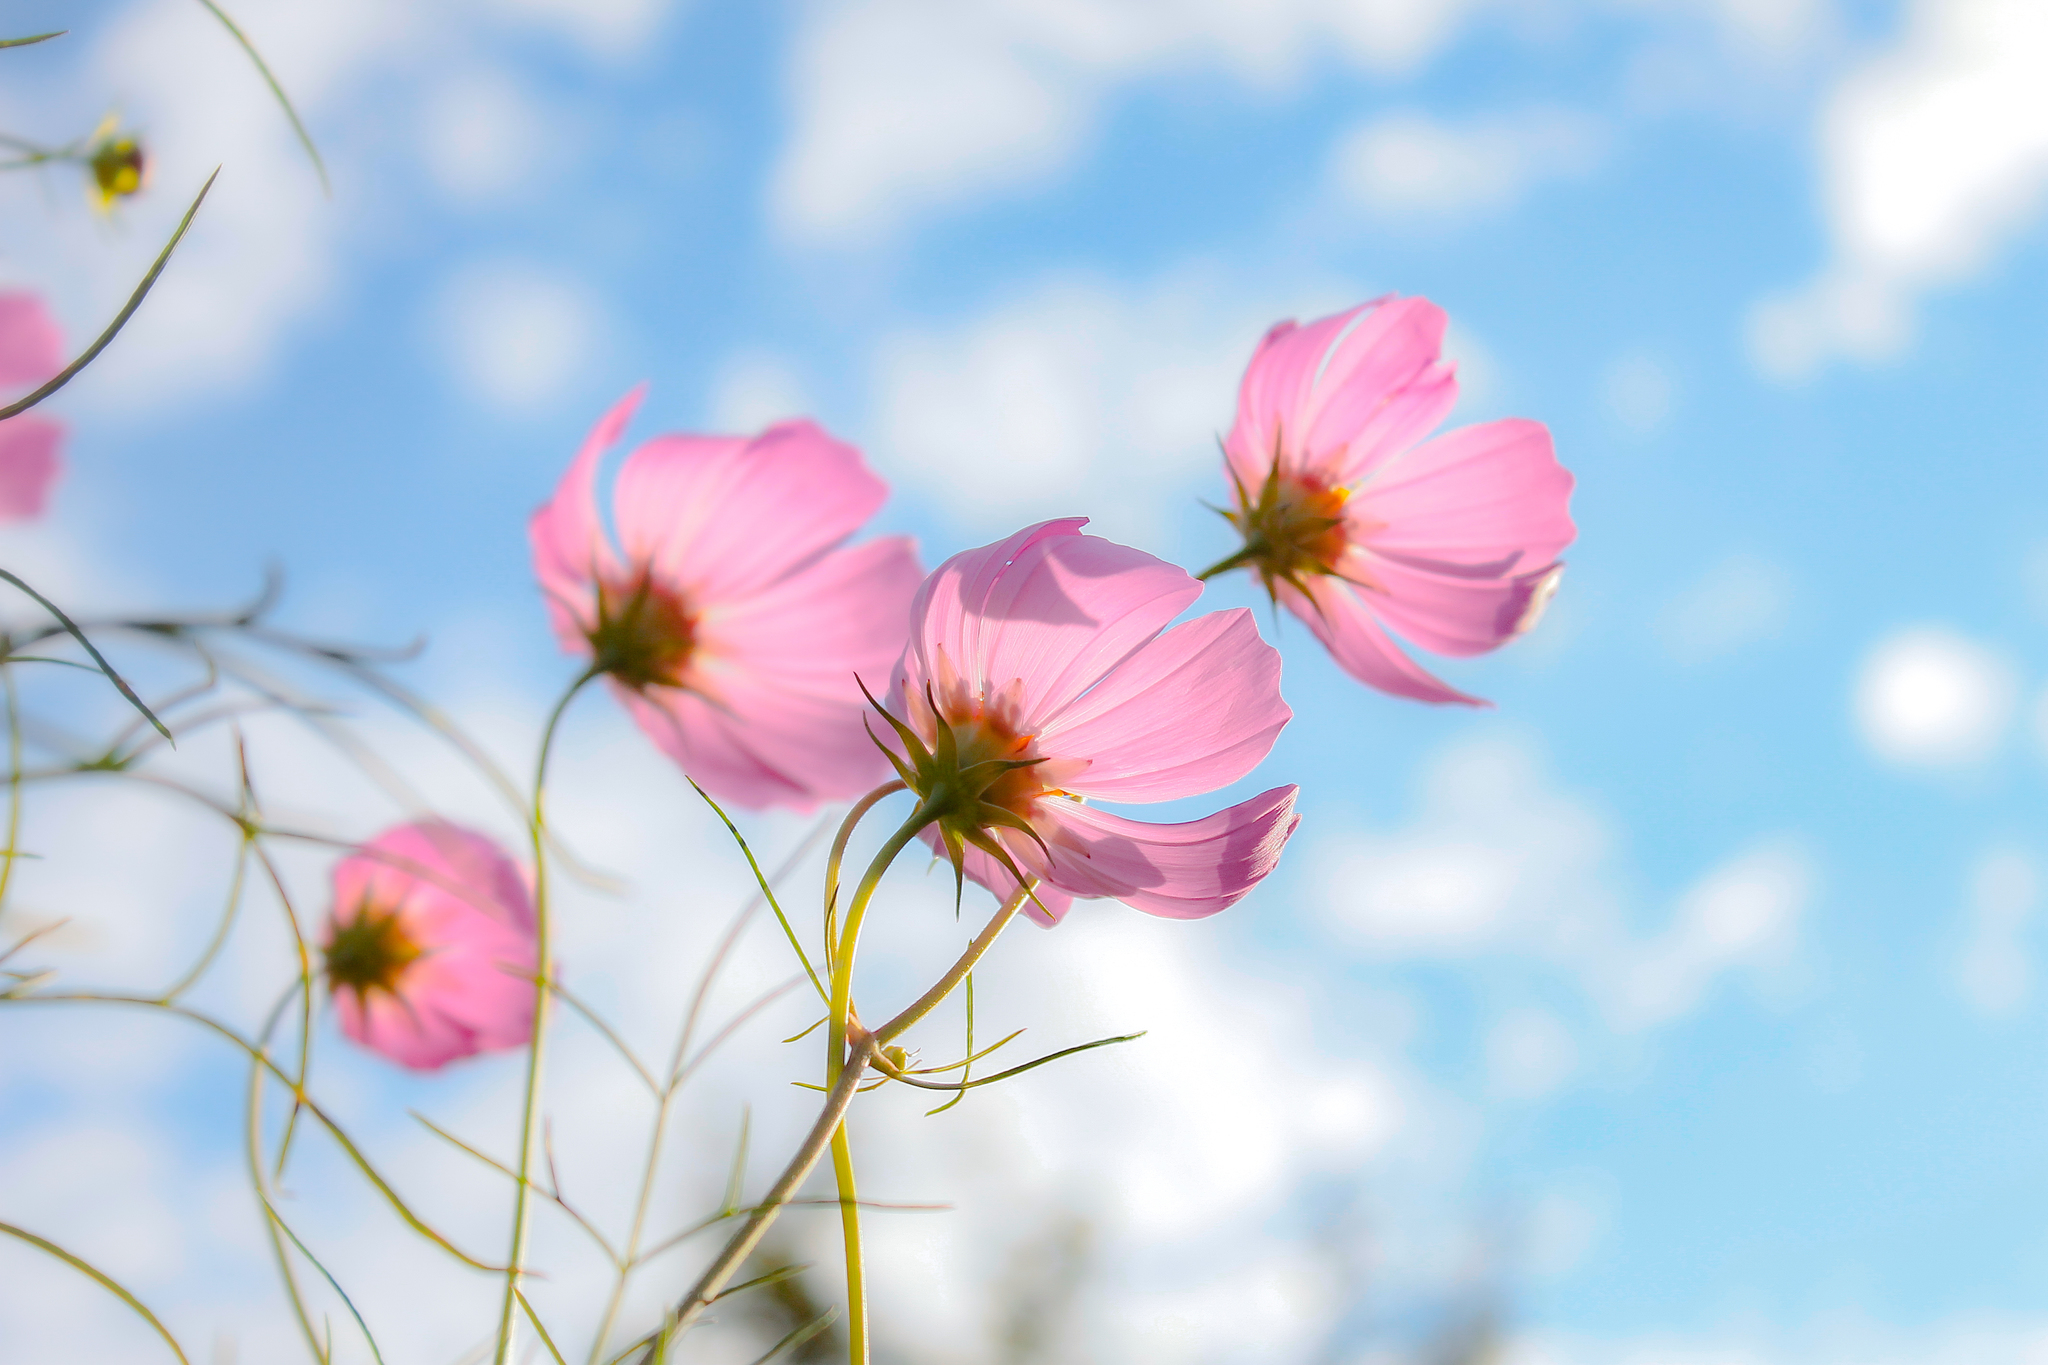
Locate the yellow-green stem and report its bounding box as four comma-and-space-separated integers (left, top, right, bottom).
875, 884, 1029, 1045
823, 808, 931, 1365
494, 669, 597, 1365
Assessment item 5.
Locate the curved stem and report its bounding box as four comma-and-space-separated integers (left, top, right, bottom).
829, 1122, 866, 1362
822, 781, 904, 972
653, 1031, 878, 1350
495, 669, 598, 1365
822, 809, 930, 1365
875, 884, 1029, 1045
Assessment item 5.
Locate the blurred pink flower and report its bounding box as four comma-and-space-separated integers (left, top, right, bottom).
323, 820, 538, 1071
1213, 295, 1576, 705
531, 387, 923, 810
0, 292, 67, 521
880, 518, 1298, 926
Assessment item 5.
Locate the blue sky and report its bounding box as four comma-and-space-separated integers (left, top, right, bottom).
4, 0, 2048, 1361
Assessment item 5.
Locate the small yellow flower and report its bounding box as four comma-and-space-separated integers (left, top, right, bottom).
85, 116, 149, 211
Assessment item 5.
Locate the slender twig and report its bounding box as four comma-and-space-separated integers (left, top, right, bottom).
646, 1032, 879, 1352
495, 669, 598, 1365
410, 1113, 619, 1267
10, 992, 505, 1271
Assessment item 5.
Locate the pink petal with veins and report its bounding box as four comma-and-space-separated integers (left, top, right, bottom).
529, 385, 641, 647
614, 419, 887, 602
1277, 577, 1486, 706
1029, 786, 1300, 919
1040, 607, 1289, 803
908, 520, 1199, 731
1356, 417, 1576, 569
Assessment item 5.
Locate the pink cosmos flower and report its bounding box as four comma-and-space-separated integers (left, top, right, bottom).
876, 518, 1299, 927
1211, 294, 1576, 705
323, 820, 539, 1071
531, 387, 923, 811
0, 292, 67, 521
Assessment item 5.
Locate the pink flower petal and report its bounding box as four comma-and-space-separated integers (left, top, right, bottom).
0, 292, 64, 390
1356, 417, 1576, 570
1301, 296, 1456, 478
530, 386, 642, 650
701, 535, 922, 696
1352, 555, 1564, 658
0, 414, 63, 520
1222, 301, 1380, 491
614, 418, 888, 603
1028, 785, 1300, 919
1040, 608, 1290, 802
613, 683, 814, 810
910, 520, 1200, 730
1278, 577, 1487, 706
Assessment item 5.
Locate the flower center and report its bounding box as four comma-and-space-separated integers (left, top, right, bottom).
323, 902, 422, 1003
587, 570, 697, 690
940, 708, 1045, 819
1233, 470, 1351, 585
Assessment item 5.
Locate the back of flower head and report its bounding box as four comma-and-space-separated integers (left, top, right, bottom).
1200, 294, 1577, 705
530, 386, 923, 812
323, 820, 537, 1070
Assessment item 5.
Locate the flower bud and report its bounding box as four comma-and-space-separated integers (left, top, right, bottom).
881, 1045, 910, 1072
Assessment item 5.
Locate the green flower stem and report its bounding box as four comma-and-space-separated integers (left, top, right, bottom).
825, 809, 933, 1365
822, 781, 905, 971
654, 1029, 878, 1348
494, 668, 599, 1365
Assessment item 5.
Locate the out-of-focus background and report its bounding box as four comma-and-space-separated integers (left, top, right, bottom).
3, 0, 2048, 1361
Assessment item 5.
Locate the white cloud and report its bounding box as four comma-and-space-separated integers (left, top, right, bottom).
771, 0, 1488, 244
419, 67, 549, 203
1613, 840, 1810, 1028
479, 0, 674, 60
1326, 108, 1609, 220
1318, 735, 1616, 959
433, 258, 608, 412
1853, 626, 2016, 768
1486, 1007, 1579, 1099
706, 348, 811, 434
1655, 552, 1791, 664
1317, 735, 1811, 1033
873, 270, 1276, 546
1602, 353, 1675, 434
1955, 846, 2035, 1015
1749, 0, 2048, 379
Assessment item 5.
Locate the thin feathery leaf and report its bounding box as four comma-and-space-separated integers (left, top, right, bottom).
193, 0, 329, 194
749, 1308, 839, 1365
514, 1289, 568, 1365
271, 1211, 387, 1365
686, 777, 828, 1005
0, 168, 218, 421
782, 1016, 826, 1045
721, 1108, 751, 1217
0, 31, 65, 48
0, 569, 170, 741
0, 1222, 190, 1363
711, 1261, 810, 1303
